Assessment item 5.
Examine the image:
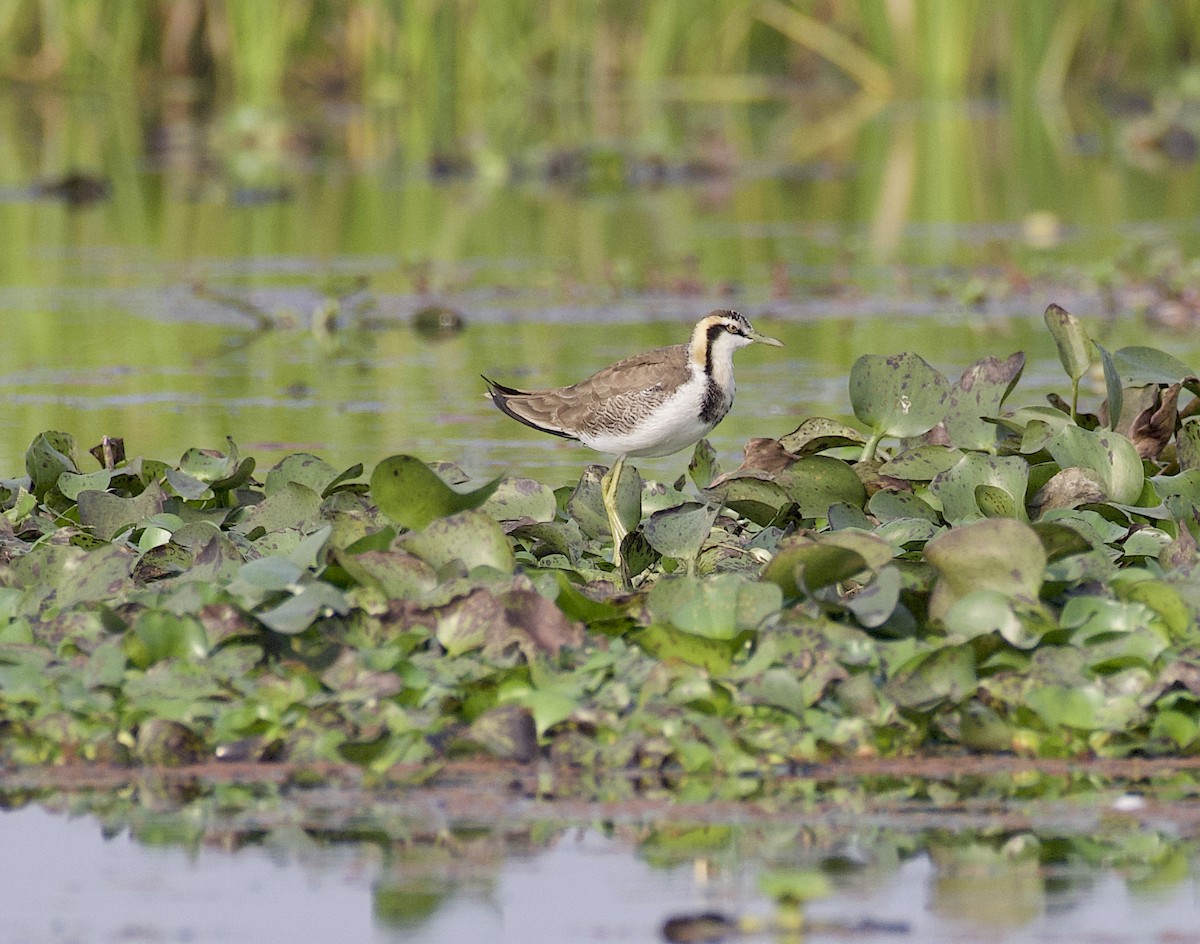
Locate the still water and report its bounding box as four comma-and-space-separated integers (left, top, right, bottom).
4, 787, 1200, 944
2, 85, 1200, 484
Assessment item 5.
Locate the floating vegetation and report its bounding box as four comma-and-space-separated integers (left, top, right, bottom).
2, 304, 1200, 775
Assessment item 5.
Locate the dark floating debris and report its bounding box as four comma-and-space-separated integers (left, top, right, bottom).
661, 912, 738, 943
411, 304, 466, 339
32, 171, 110, 206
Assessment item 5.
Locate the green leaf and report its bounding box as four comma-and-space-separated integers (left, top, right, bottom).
131, 609, 209, 665
925, 518, 1047, 622
647, 574, 781, 640
233, 482, 323, 535
929, 453, 1029, 523
1043, 303, 1091, 382
1095, 342, 1123, 432
775, 456, 867, 516
26, 431, 80, 499
1112, 346, 1197, 384
1046, 425, 1144, 505
402, 510, 516, 573
265, 453, 340, 496
57, 468, 115, 501
939, 352, 1025, 450
78, 484, 165, 541
850, 352, 948, 442
688, 438, 720, 490
777, 417, 866, 456
257, 582, 350, 634
878, 445, 963, 480
370, 455, 502, 531
480, 477, 557, 523
704, 472, 792, 525
642, 502, 720, 561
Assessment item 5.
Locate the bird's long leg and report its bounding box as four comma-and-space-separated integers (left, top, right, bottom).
602, 454, 629, 573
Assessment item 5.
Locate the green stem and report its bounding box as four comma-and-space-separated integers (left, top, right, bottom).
861, 429, 884, 463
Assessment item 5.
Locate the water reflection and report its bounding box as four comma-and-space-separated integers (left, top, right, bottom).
3, 781, 1200, 943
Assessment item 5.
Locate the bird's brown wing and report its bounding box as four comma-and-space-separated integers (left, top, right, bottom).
485, 344, 692, 439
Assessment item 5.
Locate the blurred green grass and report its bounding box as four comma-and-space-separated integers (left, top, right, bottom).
1, 1, 1198, 103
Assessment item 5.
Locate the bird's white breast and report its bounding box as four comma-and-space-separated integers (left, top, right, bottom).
580, 364, 731, 458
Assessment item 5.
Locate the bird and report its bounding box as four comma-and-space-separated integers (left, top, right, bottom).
484, 309, 783, 574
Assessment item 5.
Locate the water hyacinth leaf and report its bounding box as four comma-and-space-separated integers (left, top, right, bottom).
481, 477, 557, 523
488, 587, 585, 660
827, 502, 872, 531
975, 484, 1018, 518
762, 540, 869, 597
26, 431, 80, 498
758, 869, 833, 905
1026, 684, 1100, 730
1030, 521, 1096, 561
257, 582, 350, 634
234, 482, 323, 535
704, 473, 791, 525
942, 589, 1049, 648
868, 489, 940, 522
335, 548, 438, 598
632, 624, 741, 673
819, 530, 895, 572
371, 455, 503, 531
688, 438, 720, 489
778, 417, 866, 456
402, 510, 515, 573
1112, 346, 1197, 384
850, 352, 949, 454
876, 517, 940, 547
57, 468, 115, 501
884, 643, 977, 710
179, 439, 242, 483
77, 483, 165, 541
322, 462, 365, 496
164, 467, 213, 500
843, 565, 901, 628
135, 718, 206, 767
938, 352, 1025, 450
265, 453, 340, 496
643, 502, 720, 561
1043, 303, 1091, 382
739, 667, 810, 716
929, 453, 1029, 523
878, 446, 963, 480
1046, 425, 1144, 505
647, 574, 781, 640
925, 518, 1047, 622
131, 609, 209, 665
776, 456, 867, 516
286, 524, 333, 571
1095, 342, 1123, 432
566, 466, 610, 539
1177, 419, 1200, 473
465, 704, 538, 761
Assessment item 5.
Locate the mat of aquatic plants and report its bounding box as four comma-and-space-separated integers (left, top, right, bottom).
2, 303, 1200, 776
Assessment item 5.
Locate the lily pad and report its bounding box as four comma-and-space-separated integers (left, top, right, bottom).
370, 455, 502, 532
